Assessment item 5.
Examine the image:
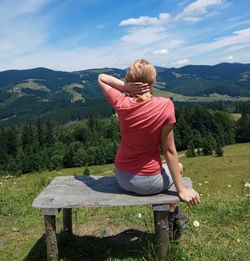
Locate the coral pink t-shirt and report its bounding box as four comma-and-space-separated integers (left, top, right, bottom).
106, 88, 176, 175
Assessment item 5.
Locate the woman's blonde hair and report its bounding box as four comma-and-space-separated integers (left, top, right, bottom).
125, 59, 156, 86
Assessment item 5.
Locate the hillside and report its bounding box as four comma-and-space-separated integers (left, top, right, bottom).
0, 63, 250, 125
157, 63, 250, 96
0, 143, 249, 260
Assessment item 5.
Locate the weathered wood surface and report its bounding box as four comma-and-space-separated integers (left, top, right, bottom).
63, 209, 72, 240
154, 209, 170, 260
32, 176, 192, 210
44, 215, 59, 261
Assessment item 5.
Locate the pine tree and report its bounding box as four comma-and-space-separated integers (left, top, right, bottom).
21, 124, 34, 151
50, 154, 64, 170
87, 114, 97, 132
6, 156, 20, 175
73, 147, 86, 167
6, 127, 18, 158
44, 119, 55, 146
215, 143, 223, 157
207, 133, 217, 150
202, 138, 213, 156
63, 146, 75, 168
193, 130, 203, 149
36, 118, 44, 147
0, 127, 8, 165
236, 112, 250, 143
186, 143, 196, 157
83, 165, 90, 175
197, 148, 202, 156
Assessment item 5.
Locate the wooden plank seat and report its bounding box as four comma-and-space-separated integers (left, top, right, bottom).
32, 175, 192, 261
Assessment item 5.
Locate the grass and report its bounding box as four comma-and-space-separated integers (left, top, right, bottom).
0, 143, 250, 260
63, 83, 85, 103
153, 86, 250, 103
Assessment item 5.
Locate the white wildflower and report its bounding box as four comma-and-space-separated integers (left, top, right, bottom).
138, 213, 142, 218
236, 239, 241, 243
200, 193, 203, 196
227, 184, 232, 188
12, 227, 19, 232
0, 182, 2, 185
204, 181, 208, 184
199, 183, 202, 186
244, 182, 250, 188
193, 220, 200, 227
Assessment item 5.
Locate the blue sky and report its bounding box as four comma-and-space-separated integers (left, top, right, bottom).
0, 0, 249, 71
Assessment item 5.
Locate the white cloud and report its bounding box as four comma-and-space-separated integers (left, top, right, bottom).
173, 59, 190, 65
121, 26, 168, 45
164, 27, 250, 66
191, 27, 250, 54
166, 27, 250, 63
152, 49, 169, 55
120, 16, 159, 26
0, 0, 50, 62
0, 19, 48, 54
0, 0, 49, 23
0, 0, 249, 71
119, 13, 171, 26
176, 0, 223, 23
219, 55, 235, 62
159, 13, 172, 23
182, 16, 202, 23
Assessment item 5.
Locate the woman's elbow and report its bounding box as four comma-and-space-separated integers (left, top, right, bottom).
98, 74, 104, 83
163, 147, 177, 158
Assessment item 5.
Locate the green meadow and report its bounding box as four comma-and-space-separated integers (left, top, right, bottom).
0, 143, 249, 261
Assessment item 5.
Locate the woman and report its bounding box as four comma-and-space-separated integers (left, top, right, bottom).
98, 59, 200, 207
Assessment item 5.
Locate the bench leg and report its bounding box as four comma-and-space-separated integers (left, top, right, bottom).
44, 215, 59, 261
63, 208, 72, 240
153, 204, 170, 260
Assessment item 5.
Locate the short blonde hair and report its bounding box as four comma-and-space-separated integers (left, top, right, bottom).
125, 59, 156, 86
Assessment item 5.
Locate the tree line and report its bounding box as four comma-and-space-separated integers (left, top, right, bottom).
0, 107, 250, 176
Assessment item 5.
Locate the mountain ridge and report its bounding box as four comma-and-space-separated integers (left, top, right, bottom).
0, 62, 250, 126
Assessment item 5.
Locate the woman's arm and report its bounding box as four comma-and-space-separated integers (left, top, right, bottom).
161, 124, 200, 205
98, 73, 150, 97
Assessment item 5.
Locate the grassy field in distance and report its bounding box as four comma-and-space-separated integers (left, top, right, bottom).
153, 87, 250, 103
0, 143, 249, 260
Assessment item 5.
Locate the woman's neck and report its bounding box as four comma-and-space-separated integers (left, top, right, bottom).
131, 91, 153, 102
141, 91, 152, 100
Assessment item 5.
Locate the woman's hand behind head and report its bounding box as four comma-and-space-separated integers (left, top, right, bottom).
124, 82, 150, 94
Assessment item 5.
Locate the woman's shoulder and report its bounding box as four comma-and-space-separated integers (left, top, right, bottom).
153, 96, 172, 104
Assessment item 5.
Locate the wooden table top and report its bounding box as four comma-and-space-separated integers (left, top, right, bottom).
32, 175, 192, 210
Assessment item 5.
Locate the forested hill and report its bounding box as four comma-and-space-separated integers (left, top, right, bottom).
156, 63, 250, 96
0, 63, 250, 126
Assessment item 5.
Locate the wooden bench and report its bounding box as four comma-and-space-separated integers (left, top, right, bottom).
32, 175, 192, 261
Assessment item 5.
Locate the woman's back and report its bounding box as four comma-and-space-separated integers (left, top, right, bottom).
107, 88, 175, 175
98, 59, 200, 206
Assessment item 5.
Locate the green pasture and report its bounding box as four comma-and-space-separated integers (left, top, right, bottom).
0, 143, 249, 260
153, 87, 250, 102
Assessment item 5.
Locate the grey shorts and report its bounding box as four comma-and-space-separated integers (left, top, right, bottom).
115, 163, 173, 195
